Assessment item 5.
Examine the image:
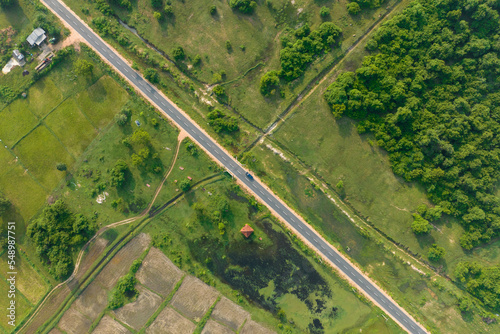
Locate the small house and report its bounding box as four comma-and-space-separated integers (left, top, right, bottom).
12, 50, 24, 62
240, 224, 254, 238
26, 28, 46, 47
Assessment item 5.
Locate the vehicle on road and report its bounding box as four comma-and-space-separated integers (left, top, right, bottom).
245, 172, 254, 180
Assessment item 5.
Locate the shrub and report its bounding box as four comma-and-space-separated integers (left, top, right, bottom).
347, 2, 361, 15
428, 244, 445, 261
320, 6, 330, 18
153, 11, 162, 21
151, 0, 162, 9
115, 113, 128, 126
213, 85, 225, 97
260, 70, 279, 96
110, 160, 128, 187
209, 5, 216, 15
164, 4, 173, 15
229, 0, 256, 14
411, 214, 431, 235
193, 54, 201, 65
73, 59, 94, 76
179, 180, 191, 192
225, 40, 232, 51
172, 46, 185, 61
144, 68, 159, 83
56, 163, 67, 171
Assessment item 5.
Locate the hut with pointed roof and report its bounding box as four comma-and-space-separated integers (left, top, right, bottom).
240, 224, 254, 238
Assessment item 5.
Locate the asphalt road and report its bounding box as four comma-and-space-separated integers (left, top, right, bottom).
43, 1, 427, 332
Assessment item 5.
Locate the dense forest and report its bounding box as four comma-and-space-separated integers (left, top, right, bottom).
324, 0, 500, 251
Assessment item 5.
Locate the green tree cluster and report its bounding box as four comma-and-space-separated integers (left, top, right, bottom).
207, 109, 239, 133
455, 262, 500, 311
324, 0, 500, 249
108, 274, 138, 309
73, 59, 94, 76
110, 160, 129, 187
428, 244, 445, 261
229, 0, 257, 14
27, 200, 97, 279
260, 22, 342, 92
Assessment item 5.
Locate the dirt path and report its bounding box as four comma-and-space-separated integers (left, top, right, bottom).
17, 132, 184, 334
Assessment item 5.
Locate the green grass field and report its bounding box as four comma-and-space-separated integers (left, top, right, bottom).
245, 141, 499, 333
25, 77, 64, 118
0, 275, 33, 333
44, 98, 98, 157
0, 99, 39, 148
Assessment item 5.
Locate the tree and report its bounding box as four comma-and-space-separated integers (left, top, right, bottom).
210, 5, 216, 15
229, 0, 256, 14
0, 195, 10, 216
164, 4, 173, 15
73, 59, 94, 76
0, 0, 14, 8
131, 153, 144, 166
458, 296, 474, 313
213, 85, 225, 97
428, 244, 445, 261
151, 0, 162, 9
110, 160, 128, 187
153, 11, 162, 21
225, 40, 232, 51
320, 6, 330, 18
347, 2, 361, 15
336, 180, 344, 190
115, 113, 128, 126
172, 46, 185, 61
179, 180, 191, 192
56, 163, 67, 171
260, 71, 280, 96
144, 68, 159, 83
411, 214, 431, 234
130, 129, 151, 145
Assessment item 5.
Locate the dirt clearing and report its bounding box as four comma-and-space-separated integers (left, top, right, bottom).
96, 233, 151, 289
113, 285, 162, 330
210, 297, 249, 330
92, 315, 131, 334
73, 281, 108, 319
240, 320, 275, 334
146, 307, 196, 334
58, 306, 93, 334
136, 247, 183, 297
201, 319, 235, 334
170, 275, 219, 322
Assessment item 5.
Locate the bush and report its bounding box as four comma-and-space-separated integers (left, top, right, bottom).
193, 54, 201, 65
115, 113, 128, 126
151, 0, 162, 9
229, 0, 256, 14
260, 70, 280, 96
411, 214, 431, 235
428, 244, 445, 261
207, 109, 239, 133
213, 85, 225, 97
144, 68, 159, 83
164, 4, 173, 15
347, 2, 361, 15
179, 180, 191, 192
225, 40, 232, 51
56, 163, 67, 171
172, 46, 185, 61
153, 11, 162, 21
320, 6, 330, 18
210, 5, 216, 15
110, 160, 128, 187
73, 59, 94, 76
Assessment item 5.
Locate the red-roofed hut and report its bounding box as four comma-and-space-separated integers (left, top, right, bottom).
240, 224, 254, 238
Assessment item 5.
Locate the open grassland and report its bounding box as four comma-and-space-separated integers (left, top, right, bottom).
0, 251, 48, 304
25, 78, 64, 118
246, 140, 499, 333
0, 274, 33, 332
0, 99, 39, 147
44, 98, 98, 157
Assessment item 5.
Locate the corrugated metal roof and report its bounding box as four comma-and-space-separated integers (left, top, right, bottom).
26, 27, 46, 46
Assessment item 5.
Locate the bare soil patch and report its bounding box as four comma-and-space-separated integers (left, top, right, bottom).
73, 281, 108, 320
240, 320, 275, 334
136, 247, 183, 297
69, 237, 109, 289
48, 328, 64, 334
113, 285, 162, 330
96, 233, 151, 289
201, 319, 235, 334
58, 306, 93, 334
210, 297, 249, 330
170, 275, 219, 322
92, 315, 131, 334
146, 307, 196, 334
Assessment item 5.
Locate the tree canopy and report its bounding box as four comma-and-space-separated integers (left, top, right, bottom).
27, 200, 97, 279
324, 0, 500, 249
73, 59, 94, 76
